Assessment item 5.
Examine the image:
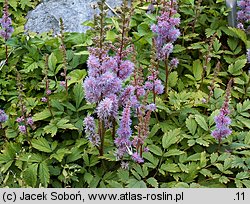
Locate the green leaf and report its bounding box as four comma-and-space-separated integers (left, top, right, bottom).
148, 123, 160, 137
186, 116, 197, 135
31, 138, 52, 153
164, 149, 184, 157
23, 163, 38, 187
192, 60, 203, 81
20, 0, 31, 10
39, 161, 50, 187
9, 0, 18, 10
240, 118, 250, 129
107, 180, 123, 188
143, 152, 159, 167
162, 129, 180, 149
161, 163, 181, 173
146, 177, 158, 188
33, 109, 52, 122
228, 27, 247, 45
50, 148, 71, 162
213, 38, 221, 52
236, 172, 249, 180
127, 179, 147, 188
117, 169, 129, 182
48, 53, 57, 74
68, 69, 87, 86
44, 123, 58, 137
148, 144, 163, 156
106, 30, 117, 42
73, 83, 84, 109
57, 119, 77, 130
219, 176, 230, 184
228, 59, 247, 76
200, 169, 212, 177
195, 115, 208, 131
173, 44, 186, 53
168, 71, 178, 87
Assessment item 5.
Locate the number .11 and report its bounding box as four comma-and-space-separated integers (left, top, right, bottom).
236, 192, 245, 201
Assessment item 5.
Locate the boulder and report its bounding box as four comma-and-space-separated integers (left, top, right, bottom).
25, 0, 125, 34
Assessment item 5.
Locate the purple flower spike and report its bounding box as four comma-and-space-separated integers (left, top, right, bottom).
27, 117, 34, 126
0, 109, 8, 123
41, 97, 48, 103
211, 79, 233, 142
0, 0, 14, 41
237, 0, 250, 31
19, 125, 27, 134
131, 152, 144, 163
115, 103, 132, 158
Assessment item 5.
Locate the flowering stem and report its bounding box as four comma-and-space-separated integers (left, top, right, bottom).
99, 119, 106, 156
218, 138, 221, 152
112, 119, 116, 140
5, 44, 8, 64
164, 58, 169, 99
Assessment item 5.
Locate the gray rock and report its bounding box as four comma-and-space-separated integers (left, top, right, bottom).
25, 0, 125, 34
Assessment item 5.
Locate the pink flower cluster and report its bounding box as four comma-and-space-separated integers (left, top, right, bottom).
0, 0, 14, 41
151, 0, 180, 60
211, 80, 233, 142
237, 0, 250, 32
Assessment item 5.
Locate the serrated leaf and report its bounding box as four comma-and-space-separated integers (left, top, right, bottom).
195, 115, 208, 131
210, 153, 218, 163
127, 179, 147, 188
161, 163, 181, 173
32, 109, 51, 121
143, 152, 159, 167
50, 148, 71, 162
186, 116, 197, 135
228, 27, 247, 45
107, 180, 123, 188
164, 149, 184, 157
178, 163, 189, 173
23, 163, 38, 187
48, 53, 57, 73
57, 119, 77, 130
200, 169, 212, 177
149, 144, 163, 156
31, 138, 52, 153
236, 172, 249, 180
148, 123, 160, 137
219, 176, 230, 184
146, 177, 158, 188
73, 83, 84, 109
228, 59, 247, 75
117, 169, 129, 181
39, 161, 50, 187
192, 60, 203, 81
162, 129, 180, 149
168, 71, 178, 87
68, 69, 87, 86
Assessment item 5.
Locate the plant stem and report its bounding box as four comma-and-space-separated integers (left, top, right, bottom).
5, 44, 8, 65
165, 58, 169, 99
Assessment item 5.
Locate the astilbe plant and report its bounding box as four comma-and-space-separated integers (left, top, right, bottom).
151, 0, 180, 98
83, 0, 163, 164
15, 71, 34, 137
211, 79, 233, 148
83, 0, 131, 156
0, 0, 14, 64
58, 18, 70, 95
